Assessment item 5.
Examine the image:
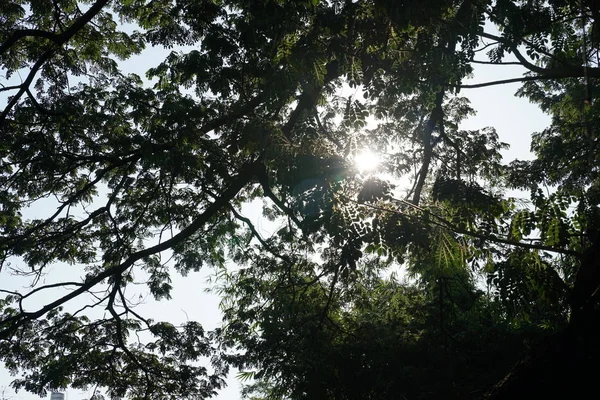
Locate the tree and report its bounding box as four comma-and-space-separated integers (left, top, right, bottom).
1, 0, 599, 398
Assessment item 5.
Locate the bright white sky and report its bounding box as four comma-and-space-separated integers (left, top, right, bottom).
0, 25, 551, 400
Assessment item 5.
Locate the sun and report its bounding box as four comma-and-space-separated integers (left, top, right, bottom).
354, 149, 381, 173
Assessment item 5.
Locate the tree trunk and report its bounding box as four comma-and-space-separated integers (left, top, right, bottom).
483, 243, 600, 399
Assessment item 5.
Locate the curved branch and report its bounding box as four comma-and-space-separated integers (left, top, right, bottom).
229, 206, 293, 265
106, 278, 153, 392
255, 163, 304, 231
118, 286, 152, 330
0, 29, 60, 56
0, 0, 110, 126
478, 31, 600, 78
0, 155, 139, 263
0, 161, 258, 340
25, 87, 63, 116
440, 217, 581, 257
18, 281, 85, 302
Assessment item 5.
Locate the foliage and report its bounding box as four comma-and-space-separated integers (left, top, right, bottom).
218, 257, 546, 400
1, 0, 600, 398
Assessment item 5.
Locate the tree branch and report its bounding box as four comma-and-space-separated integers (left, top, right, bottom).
413, 88, 445, 205
478, 31, 600, 78
0, 0, 111, 126
319, 264, 340, 327
106, 278, 153, 393
255, 163, 304, 232
0, 155, 139, 252
0, 161, 259, 340
0, 29, 60, 56
458, 75, 558, 89
0, 48, 54, 125
471, 59, 523, 66
345, 195, 582, 257
282, 60, 341, 139
229, 206, 293, 265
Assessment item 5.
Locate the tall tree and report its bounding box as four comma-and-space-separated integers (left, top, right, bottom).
1, 0, 599, 399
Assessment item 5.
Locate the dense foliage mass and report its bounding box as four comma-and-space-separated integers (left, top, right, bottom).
1, 0, 600, 398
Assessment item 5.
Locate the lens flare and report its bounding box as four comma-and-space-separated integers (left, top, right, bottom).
354, 150, 380, 173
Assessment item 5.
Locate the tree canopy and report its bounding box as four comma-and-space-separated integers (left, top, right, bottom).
1, 0, 600, 398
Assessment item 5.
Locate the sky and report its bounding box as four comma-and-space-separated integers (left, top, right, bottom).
0, 20, 551, 400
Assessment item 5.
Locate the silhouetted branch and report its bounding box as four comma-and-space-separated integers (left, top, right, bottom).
0, 29, 60, 56
229, 206, 293, 265
0, 0, 111, 126
471, 59, 523, 65
344, 195, 582, 257
478, 31, 600, 78
458, 76, 557, 89
413, 88, 445, 205
0, 161, 258, 340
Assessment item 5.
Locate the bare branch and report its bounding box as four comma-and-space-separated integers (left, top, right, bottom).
458, 75, 557, 89
19, 281, 85, 302
471, 59, 523, 66
0, 84, 24, 93
473, 40, 501, 53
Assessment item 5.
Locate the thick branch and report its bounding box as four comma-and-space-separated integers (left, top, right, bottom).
0, 29, 60, 56
412, 89, 445, 205
0, 49, 54, 125
0, 161, 258, 340
282, 60, 341, 138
